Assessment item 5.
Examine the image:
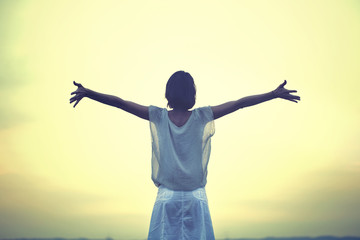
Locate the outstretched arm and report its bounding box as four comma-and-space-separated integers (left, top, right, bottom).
70, 81, 149, 120
211, 80, 300, 120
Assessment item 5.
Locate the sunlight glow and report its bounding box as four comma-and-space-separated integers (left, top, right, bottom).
1, 0, 359, 239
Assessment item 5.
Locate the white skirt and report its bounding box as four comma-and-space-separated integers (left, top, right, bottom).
148, 186, 215, 240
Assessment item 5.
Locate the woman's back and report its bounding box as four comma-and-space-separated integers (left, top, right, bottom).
149, 106, 215, 191
167, 109, 192, 127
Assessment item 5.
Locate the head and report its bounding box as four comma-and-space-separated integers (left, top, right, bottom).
165, 71, 196, 110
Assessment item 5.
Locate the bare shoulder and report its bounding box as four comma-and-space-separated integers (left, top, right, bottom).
122, 100, 149, 120
210, 101, 237, 120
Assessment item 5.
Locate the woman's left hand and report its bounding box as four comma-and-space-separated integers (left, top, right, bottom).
70, 81, 88, 108
273, 80, 300, 103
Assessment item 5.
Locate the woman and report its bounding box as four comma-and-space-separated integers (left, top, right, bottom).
70, 71, 300, 239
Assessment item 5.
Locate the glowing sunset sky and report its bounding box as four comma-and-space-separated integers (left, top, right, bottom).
0, 0, 359, 239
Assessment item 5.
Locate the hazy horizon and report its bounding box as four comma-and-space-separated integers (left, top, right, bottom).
2, 236, 360, 240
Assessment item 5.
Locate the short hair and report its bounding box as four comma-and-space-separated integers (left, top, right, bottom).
165, 71, 196, 110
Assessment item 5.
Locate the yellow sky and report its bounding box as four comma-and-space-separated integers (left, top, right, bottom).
1, 0, 359, 239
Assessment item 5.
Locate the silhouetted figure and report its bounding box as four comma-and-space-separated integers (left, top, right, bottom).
70, 71, 300, 240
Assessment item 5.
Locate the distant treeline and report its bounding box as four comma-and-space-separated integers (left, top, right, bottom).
2, 236, 360, 240
225, 237, 360, 240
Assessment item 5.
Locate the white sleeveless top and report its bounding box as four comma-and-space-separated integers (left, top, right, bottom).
149, 106, 215, 191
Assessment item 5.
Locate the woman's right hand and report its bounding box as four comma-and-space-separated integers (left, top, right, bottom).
70, 81, 87, 108
272, 80, 300, 103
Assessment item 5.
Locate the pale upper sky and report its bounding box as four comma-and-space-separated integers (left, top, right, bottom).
0, 0, 359, 239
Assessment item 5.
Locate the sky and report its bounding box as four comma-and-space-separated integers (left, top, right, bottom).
0, 0, 360, 239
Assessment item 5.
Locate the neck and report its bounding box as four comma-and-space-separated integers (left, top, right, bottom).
172, 108, 189, 113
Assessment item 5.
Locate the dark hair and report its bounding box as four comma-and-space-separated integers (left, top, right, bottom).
165, 71, 196, 110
